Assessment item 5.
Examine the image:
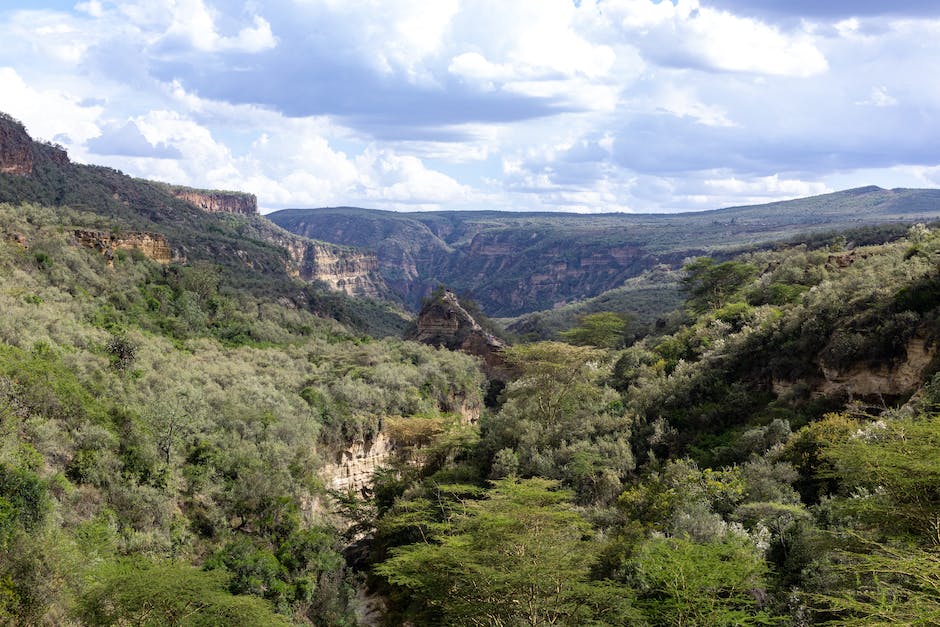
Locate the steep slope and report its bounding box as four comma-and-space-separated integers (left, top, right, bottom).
0, 112, 399, 333
269, 188, 940, 316
0, 201, 485, 623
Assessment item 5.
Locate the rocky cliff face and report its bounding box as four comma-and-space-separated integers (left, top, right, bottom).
0, 115, 36, 176
773, 335, 938, 402
320, 431, 396, 494
0, 114, 70, 177
171, 187, 258, 216
320, 398, 481, 496
73, 229, 177, 265
817, 336, 937, 400
409, 290, 508, 378
267, 232, 386, 298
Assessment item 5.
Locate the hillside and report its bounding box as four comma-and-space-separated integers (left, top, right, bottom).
269, 188, 940, 316
4, 103, 940, 625
364, 224, 940, 625
0, 112, 404, 336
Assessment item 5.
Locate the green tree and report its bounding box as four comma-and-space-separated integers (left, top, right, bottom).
627, 534, 775, 626
375, 478, 641, 626
76, 559, 291, 626
559, 311, 631, 348
682, 257, 757, 312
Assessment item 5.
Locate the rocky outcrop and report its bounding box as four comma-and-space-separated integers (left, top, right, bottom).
816, 336, 937, 400
773, 336, 938, 402
73, 229, 177, 265
170, 187, 258, 216
320, 431, 395, 494
269, 232, 386, 298
409, 290, 508, 378
0, 114, 35, 176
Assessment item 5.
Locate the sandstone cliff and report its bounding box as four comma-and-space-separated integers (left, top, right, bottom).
73, 229, 178, 265
267, 231, 386, 298
0, 114, 70, 177
772, 335, 938, 403
408, 290, 508, 379
170, 186, 258, 216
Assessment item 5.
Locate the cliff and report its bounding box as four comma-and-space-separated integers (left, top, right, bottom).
408, 290, 508, 378
73, 229, 177, 265
170, 186, 258, 216
269, 193, 940, 317
266, 231, 386, 298
0, 115, 34, 176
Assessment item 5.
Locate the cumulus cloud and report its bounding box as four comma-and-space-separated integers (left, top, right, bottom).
1, 0, 939, 213
87, 121, 182, 158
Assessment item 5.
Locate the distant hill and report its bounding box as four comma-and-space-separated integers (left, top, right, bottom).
269, 186, 940, 316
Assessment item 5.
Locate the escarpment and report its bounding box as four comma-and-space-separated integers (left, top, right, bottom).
73, 229, 178, 265
771, 335, 939, 403
170, 186, 258, 216
0, 115, 35, 176
0, 114, 70, 177
266, 231, 386, 298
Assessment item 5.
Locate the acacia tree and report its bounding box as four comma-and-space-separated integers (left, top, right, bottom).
375, 478, 640, 626
682, 257, 757, 312
559, 311, 631, 349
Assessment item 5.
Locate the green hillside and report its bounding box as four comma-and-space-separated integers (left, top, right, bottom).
364, 224, 940, 625
0, 202, 484, 623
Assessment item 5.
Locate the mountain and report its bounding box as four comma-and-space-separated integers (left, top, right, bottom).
269, 188, 940, 316
0, 112, 404, 335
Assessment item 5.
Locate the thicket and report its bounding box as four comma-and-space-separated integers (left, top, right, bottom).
0, 203, 484, 623
364, 223, 940, 626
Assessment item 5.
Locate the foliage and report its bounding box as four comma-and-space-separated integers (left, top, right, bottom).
627, 534, 775, 626
559, 311, 631, 348
75, 559, 291, 626
375, 478, 641, 626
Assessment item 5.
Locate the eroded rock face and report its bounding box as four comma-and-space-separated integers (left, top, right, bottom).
270, 233, 386, 298
409, 290, 508, 378
817, 336, 937, 399
171, 188, 258, 216
73, 229, 177, 265
0, 115, 35, 176
320, 431, 396, 494
774, 336, 938, 402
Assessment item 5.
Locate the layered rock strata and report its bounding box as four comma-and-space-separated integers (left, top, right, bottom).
171, 187, 258, 216
409, 290, 508, 379
73, 229, 176, 265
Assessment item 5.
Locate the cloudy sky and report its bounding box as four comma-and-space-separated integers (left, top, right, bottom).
2, 0, 939, 213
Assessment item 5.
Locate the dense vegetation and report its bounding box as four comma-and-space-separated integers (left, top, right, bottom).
4, 112, 940, 624
356, 223, 940, 625
0, 203, 484, 623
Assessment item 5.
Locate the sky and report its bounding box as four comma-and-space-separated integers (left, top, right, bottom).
1, 1, 939, 214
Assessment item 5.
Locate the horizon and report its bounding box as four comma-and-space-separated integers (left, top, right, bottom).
2, 1, 940, 214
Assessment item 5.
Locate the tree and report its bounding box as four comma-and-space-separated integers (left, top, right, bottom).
627, 534, 775, 626
559, 311, 631, 348
76, 559, 291, 626
682, 257, 757, 312
375, 478, 641, 626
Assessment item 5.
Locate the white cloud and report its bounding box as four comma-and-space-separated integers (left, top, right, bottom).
0, 67, 102, 145
156, 0, 276, 53
602, 0, 828, 77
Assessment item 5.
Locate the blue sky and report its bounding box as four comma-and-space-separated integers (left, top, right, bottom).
1, 0, 939, 213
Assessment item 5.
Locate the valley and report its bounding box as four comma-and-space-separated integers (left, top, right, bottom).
269, 188, 940, 316
2, 109, 940, 625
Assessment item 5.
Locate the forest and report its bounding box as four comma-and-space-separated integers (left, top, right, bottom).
1, 193, 939, 625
